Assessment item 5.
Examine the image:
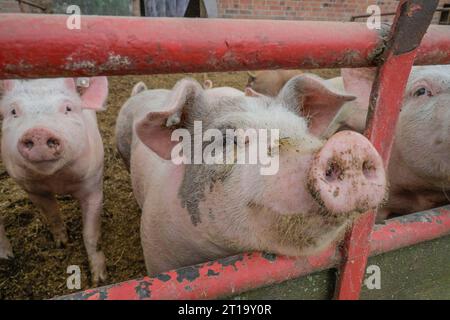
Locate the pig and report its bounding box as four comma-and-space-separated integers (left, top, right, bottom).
116, 74, 387, 275
324, 65, 450, 219
246, 70, 303, 96
0, 77, 108, 285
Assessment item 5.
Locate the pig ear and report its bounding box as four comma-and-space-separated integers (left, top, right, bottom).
131, 81, 147, 96
136, 78, 203, 160
80, 76, 109, 111
341, 68, 377, 109
277, 74, 356, 135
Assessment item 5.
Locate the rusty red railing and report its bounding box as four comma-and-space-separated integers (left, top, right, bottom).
1, 0, 450, 300
336, 0, 440, 299
0, 11, 449, 79
56, 206, 450, 300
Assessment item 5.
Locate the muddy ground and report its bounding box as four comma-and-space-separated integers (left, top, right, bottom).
0, 69, 339, 299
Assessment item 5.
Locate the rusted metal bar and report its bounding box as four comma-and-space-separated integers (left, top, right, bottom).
350, 7, 450, 21
335, 0, 440, 300
56, 205, 450, 300
0, 14, 450, 79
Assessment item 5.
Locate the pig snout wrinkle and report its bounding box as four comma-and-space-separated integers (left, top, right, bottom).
18, 128, 63, 162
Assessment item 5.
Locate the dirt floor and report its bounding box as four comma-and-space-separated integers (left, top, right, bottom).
0, 69, 339, 300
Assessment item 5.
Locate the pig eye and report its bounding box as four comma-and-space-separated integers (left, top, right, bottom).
414, 87, 432, 97
65, 105, 72, 114
11, 109, 17, 118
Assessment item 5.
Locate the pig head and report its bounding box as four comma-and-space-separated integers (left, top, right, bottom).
120, 75, 387, 275
325, 65, 450, 217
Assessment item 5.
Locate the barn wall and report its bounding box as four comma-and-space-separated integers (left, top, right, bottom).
1, 1, 448, 22
218, 0, 449, 23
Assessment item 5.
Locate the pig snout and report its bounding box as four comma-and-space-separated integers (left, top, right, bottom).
18, 128, 63, 162
308, 130, 386, 214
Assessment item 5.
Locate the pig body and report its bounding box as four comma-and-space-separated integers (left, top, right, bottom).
0, 77, 108, 285
325, 65, 450, 218
116, 75, 386, 275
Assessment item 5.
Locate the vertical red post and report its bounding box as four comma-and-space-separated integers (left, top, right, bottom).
335, 0, 439, 300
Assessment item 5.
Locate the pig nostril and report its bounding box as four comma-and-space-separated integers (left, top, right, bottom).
325, 161, 343, 182
47, 138, 60, 149
362, 160, 377, 179
24, 140, 34, 150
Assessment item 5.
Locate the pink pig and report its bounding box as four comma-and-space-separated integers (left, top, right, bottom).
324, 65, 450, 219
116, 75, 387, 275
0, 77, 108, 285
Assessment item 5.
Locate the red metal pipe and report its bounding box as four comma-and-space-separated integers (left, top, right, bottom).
335, 0, 440, 300
336, 52, 420, 300
56, 206, 450, 300
0, 14, 450, 79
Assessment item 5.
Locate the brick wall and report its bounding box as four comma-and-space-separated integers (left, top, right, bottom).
0, 0, 20, 13
218, 0, 449, 23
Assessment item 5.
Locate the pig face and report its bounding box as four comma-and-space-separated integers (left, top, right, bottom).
341, 65, 450, 186
395, 66, 450, 183
136, 76, 387, 237
0, 77, 108, 176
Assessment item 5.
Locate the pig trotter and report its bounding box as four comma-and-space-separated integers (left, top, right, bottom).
89, 250, 107, 286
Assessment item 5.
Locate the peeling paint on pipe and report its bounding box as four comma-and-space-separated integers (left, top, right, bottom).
0, 14, 449, 79
56, 205, 450, 300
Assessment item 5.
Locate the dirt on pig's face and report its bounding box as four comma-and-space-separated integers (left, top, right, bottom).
177, 94, 378, 231
176, 96, 349, 253
395, 66, 450, 186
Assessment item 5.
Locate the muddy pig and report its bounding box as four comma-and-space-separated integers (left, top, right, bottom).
116, 74, 387, 275
246, 70, 303, 96
324, 65, 450, 219
0, 77, 108, 285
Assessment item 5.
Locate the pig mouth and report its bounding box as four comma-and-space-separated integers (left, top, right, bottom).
307, 171, 386, 217
31, 158, 60, 164
23, 156, 62, 165
20, 156, 65, 175
248, 200, 358, 223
